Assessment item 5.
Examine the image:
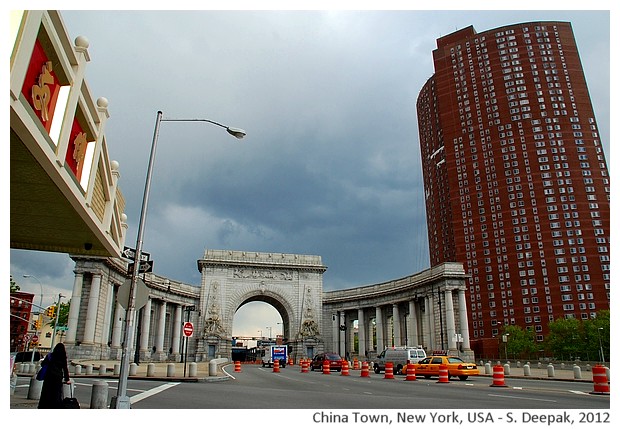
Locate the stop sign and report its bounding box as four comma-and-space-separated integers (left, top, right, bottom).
31, 335, 39, 343
183, 322, 194, 337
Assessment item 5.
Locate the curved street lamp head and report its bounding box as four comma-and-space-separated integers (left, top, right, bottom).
226, 127, 246, 139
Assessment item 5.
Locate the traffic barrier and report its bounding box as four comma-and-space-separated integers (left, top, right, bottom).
341, 360, 350, 376
288, 357, 293, 366
360, 361, 370, 377
384, 362, 395, 379
90, 380, 109, 409
490, 365, 508, 387
301, 359, 309, 373
234, 361, 242, 372
353, 358, 359, 370
322, 360, 331, 374
273, 360, 280, 373
437, 364, 449, 383
405, 363, 416, 381
590, 365, 610, 395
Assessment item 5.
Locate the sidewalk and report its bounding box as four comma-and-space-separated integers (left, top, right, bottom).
10, 359, 232, 409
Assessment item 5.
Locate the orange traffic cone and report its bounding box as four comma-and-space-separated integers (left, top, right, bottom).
301, 359, 309, 373
273, 360, 280, 373
234, 361, 241, 372
341, 360, 350, 376
322, 360, 331, 374
384, 362, 395, 379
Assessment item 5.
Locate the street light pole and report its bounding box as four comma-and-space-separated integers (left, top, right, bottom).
22, 275, 43, 363
112, 111, 244, 409
597, 327, 605, 364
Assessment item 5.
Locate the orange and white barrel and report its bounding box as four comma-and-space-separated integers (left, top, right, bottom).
489, 364, 508, 387
273, 360, 280, 373
437, 364, 450, 383
360, 361, 370, 377
234, 361, 241, 372
322, 360, 331, 374
384, 362, 395, 379
590, 365, 610, 395
405, 363, 416, 381
341, 360, 350, 376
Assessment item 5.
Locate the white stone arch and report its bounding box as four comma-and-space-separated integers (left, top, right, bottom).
196, 249, 326, 361
228, 286, 296, 342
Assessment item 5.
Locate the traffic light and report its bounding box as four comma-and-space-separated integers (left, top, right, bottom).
46, 305, 56, 318
34, 319, 41, 330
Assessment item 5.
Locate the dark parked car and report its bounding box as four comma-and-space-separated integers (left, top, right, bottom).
309, 352, 343, 372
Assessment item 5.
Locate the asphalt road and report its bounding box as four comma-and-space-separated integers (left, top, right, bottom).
12, 364, 609, 411
128, 364, 609, 410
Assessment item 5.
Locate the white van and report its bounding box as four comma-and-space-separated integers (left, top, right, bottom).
373, 347, 427, 375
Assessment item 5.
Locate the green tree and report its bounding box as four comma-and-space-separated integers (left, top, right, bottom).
503, 325, 537, 359
546, 317, 583, 360
48, 300, 70, 329
10, 275, 20, 293
582, 310, 610, 362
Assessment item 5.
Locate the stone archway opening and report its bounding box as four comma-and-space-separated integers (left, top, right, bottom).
232, 300, 284, 345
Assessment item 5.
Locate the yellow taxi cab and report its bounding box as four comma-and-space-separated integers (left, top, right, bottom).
413, 355, 479, 380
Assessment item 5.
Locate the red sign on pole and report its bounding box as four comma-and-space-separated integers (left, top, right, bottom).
183, 322, 194, 337
31, 335, 39, 343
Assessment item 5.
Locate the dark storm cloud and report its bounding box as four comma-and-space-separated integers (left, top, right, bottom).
9, 8, 611, 302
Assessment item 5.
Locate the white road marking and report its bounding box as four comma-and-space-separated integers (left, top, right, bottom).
130, 382, 179, 404
488, 393, 557, 403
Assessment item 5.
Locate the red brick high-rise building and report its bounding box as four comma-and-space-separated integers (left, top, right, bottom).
417, 22, 610, 357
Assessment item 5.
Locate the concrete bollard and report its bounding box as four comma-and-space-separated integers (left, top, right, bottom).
605, 366, 610, 382
28, 376, 43, 400
503, 363, 511, 376
560, 362, 565, 370
75, 364, 82, 375
167, 363, 175, 377
114, 364, 120, 375
517, 361, 522, 368
129, 363, 137, 376
484, 362, 492, 375
147, 363, 155, 377
523, 363, 531, 376
586, 364, 591, 372
10, 373, 17, 395
573, 364, 582, 380
99, 364, 107, 375
90, 380, 109, 409
85, 364, 93, 375
547, 363, 555, 377
209, 360, 218, 376
189, 362, 197, 377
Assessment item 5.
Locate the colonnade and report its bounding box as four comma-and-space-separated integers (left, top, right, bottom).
65, 260, 199, 362
323, 263, 474, 361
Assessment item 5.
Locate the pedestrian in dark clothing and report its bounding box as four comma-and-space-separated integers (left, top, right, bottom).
38, 343, 71, 409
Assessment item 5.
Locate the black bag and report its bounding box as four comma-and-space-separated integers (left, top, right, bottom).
62, 397, 80, 409
62, 382, 80, 409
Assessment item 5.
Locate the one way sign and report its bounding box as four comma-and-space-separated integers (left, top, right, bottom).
127, 260, 154, 275
122, 246, 151, 262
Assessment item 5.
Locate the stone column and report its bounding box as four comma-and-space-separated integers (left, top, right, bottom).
66, 272, 83, 344
100, 281, 114, 347
332, 313, 339, 353
357, 308, 366, 358
139, 298, 152, 357
154, 300, 167, 360
367, 318, 374, 353
392, 303, 401, 347
458, 289, 472, 351
339, 311, 346, 358
375, 306, 384, 352
171, 304, 182, 359
408, 299, 419, 348
83, 273, 102, 344
444, 289, 457, 351
425, 295, 434, 351
110, 302, 124, 348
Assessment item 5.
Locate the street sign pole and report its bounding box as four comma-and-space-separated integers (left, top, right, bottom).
112, 111, 163, 409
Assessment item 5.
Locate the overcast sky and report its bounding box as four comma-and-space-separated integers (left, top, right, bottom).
8, 4, 613, 340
